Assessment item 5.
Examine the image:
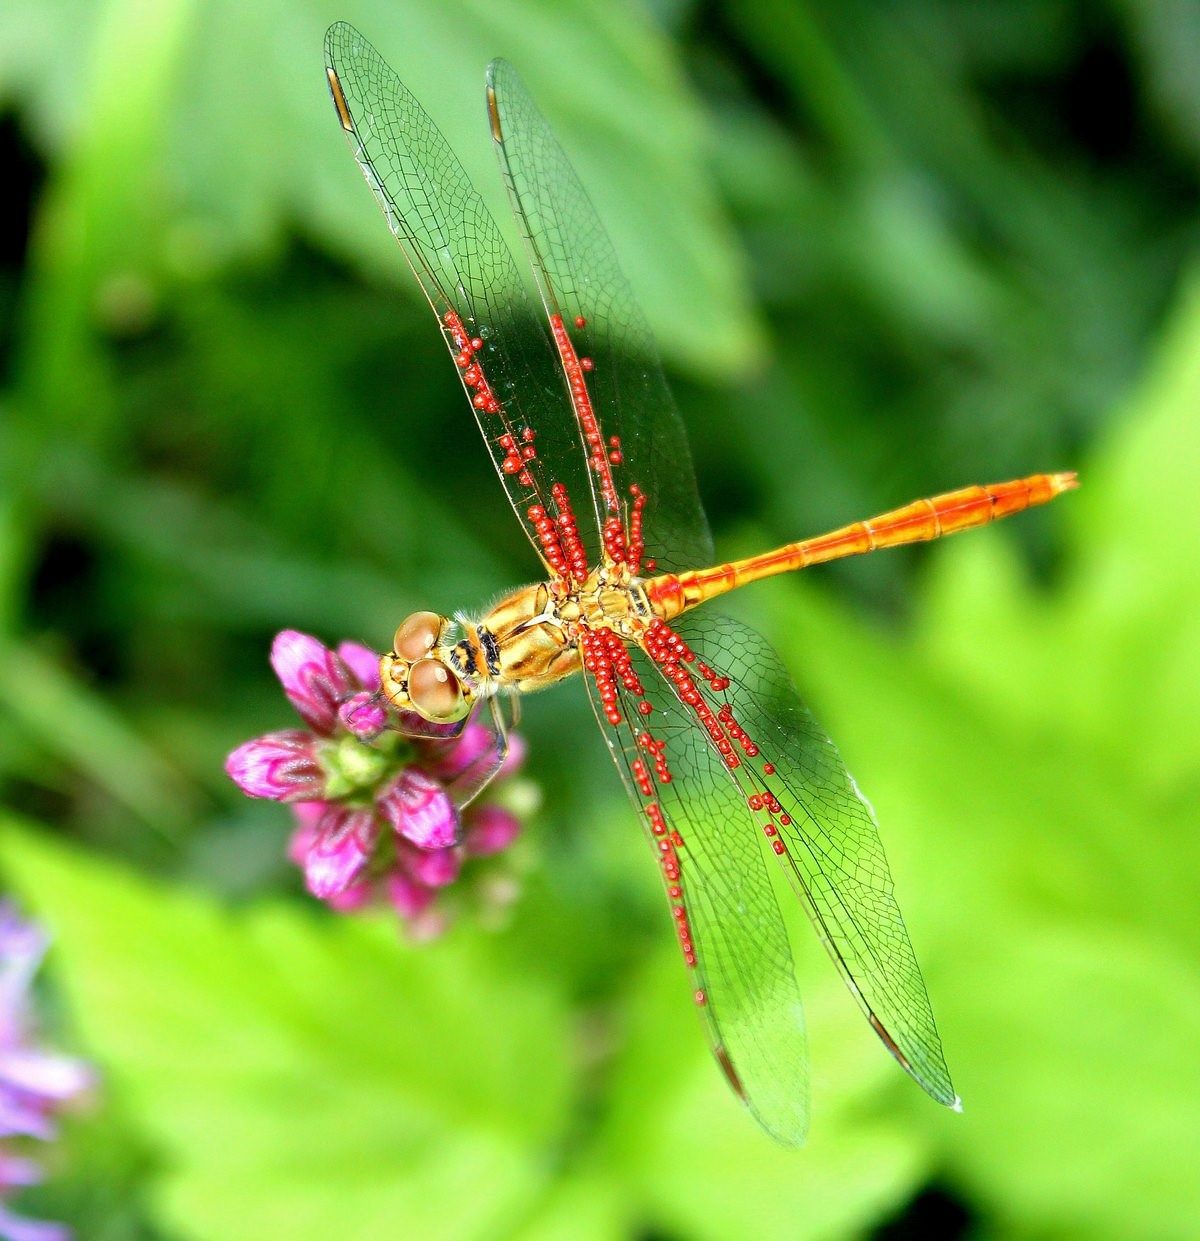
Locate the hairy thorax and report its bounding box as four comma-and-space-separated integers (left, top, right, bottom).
450, 567, 655, 697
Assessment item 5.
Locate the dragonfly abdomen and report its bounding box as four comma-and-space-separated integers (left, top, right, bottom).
647, 471, 1077, 618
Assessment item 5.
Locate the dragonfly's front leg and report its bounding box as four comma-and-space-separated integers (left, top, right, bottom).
436, 695, 511, 812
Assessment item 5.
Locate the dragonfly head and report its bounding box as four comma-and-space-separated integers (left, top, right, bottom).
379, 610, 473, 723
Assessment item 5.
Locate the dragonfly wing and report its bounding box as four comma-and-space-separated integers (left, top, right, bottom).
324, 23, 598, 574
650, 612, 958, 1108
582, 631, 810, 1144
486, 59, 714, 576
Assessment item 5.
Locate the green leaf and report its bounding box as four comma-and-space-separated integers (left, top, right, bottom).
0, 820, 573, 1241
598, 939, 934, 1241
740, 271, 1200, 1239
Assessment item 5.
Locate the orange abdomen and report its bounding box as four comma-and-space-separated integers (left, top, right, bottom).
648, 471, 1077, 619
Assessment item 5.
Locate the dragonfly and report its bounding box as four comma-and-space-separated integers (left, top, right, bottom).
323, 21, 1075, 1144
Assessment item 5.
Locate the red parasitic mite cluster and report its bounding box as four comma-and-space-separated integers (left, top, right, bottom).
545, 311, 652, 576
549, 313, 620, 517
696, 661, 731, 693
644, 802, 696, 968
445, 311, 503, 415
644, 620, 746, 773
603, 515, 628, 564
641, 620, 788, 855
525, 481, 591, 587
498, 433, 522, 475
638, 728, 673, 786
498, 427, 539, 478
627, 485, 646, 574
577, 620, 709, 980
580, 623, 643, 725
516, 427, 537, 488
551, 482, 590, 584
525, 501, 569, 582
717, 703, 759, 758
749, 782, 791, 853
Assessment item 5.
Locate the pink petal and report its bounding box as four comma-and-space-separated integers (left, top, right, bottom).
302, 807, 378, 899
0, 1205, 71, 1241
464, 804, 521, 856
499, 731, 527, 778
385, 873, 436, 919
400, 843, 462, 888
325, 878, 374, 912
379, 768, 458, 850
405, 905, 451, 942
286, 802, 328, 865
225, 731, 324, 801
0, 907, 47, 968
0, 1151, 43, 1189
337, 641, 382, 692
426, 718, 494, 780
338, 692, 388, 740
270, 630, 354, 734
0, 1095, 54, 1141
0, 1050, 93, 1102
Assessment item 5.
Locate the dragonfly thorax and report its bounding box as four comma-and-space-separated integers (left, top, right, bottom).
380, 571, 658, 721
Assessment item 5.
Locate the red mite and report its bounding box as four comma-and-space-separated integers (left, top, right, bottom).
324, 22, 1075, 1145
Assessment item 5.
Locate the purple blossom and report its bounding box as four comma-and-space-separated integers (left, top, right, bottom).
270, 630, 356, 734
228, 631, 533, 934
0, 906, 93, 1241
301, 806, 379, 899
378, 769, 457, 850
224, 731, 324, 801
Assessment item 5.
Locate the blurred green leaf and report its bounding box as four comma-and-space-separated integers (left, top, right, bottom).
3, 1, 1200, 1234
597, 941, 935, 1241
2, 0, 759, 382
742, 270, 1200, 1239
0, 820, 574, 1241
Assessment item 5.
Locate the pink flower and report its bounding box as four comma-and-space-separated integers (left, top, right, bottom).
0, 905, 93, 1240
336, 641, 381, 692
465, 805, 521, 856
379, 769, 457, 850
270, 630, 356, 734
338, 693, 388, 740
301, 807, 378, 899
227, 631, 532, 935
225, 731, 324, 801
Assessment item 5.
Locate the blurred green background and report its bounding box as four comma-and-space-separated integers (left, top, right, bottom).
1, 0, 1198, 1237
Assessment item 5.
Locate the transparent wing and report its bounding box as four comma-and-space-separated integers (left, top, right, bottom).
486, 59, 714, 576
581, 627, 810, 1143
324, 23, 600, 574
653, 612, 958, 1108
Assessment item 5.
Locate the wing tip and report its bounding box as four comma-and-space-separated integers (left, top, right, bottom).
949, 1093, 964, 1114
323, 19, 353, 60
485, 57, 514, 88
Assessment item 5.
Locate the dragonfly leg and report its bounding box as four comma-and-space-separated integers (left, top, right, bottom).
439, 695, 510, 811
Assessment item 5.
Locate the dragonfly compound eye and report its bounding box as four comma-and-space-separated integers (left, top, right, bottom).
408, 657, 468, 722
393, 610, 445, 662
